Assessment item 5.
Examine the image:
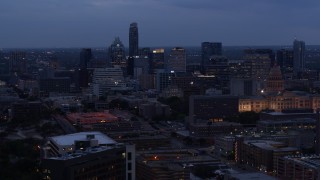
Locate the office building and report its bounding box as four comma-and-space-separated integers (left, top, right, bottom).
91, 67, 129, 97
138, 47, 151, 57
276, 49, 293, 74
201, 42, 222, 72
136, 149, 219, 180
293, 39, 305, 77
235, 138, 299, 173
129, 22, 139, 57
41, 132, 135, 180
244, 49, 273, 80
151, 48, 165, 71
230, 78, 262, 96
155, 69, 175, 92
108, 37, 126, 67
78, 48, 92, 88
79, 48, 92, 69
189, 95, 239, 123
127, 56, 135, 77
277, 155, 320, 179
133, 56, 150, 79
168, 47, 186, 73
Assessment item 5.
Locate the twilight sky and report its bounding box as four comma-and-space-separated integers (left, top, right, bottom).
1, 0, 319, 48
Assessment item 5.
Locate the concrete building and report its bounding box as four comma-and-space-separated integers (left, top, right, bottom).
230, 78, 262, 96
277, 155, 320, 179
235, 139, 299, 173
214, 136, 235, 158
136, 149, 219, 180
243, 49, 273, 80
293, 39, 305, 76
108, 37, 126, 67
41, 131, 135, 180
189, 121, 242, 137
168, 47, 186, 73
151, 48, 165, 71
155, 69, 175, 92
129, 22, 139, 57
189, 95, 239, 123
91, 67, 129, 97
201, 42, 222, 72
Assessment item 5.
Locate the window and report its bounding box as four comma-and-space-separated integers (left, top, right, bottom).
128, 163, 132, 171
127, 152, 132, 160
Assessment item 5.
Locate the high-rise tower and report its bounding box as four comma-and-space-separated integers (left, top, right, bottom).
108, 37, 126, 67
168, 47, 186, 73
129, 22, 139, 57
293, 39, 305, 76
79, 48, 92, 69
78, 48, 92, 88
201, 42, 222, 73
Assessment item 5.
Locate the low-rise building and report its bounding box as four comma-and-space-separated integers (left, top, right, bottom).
235, 139, 299, 173
277, 155, 320, 179
136, 149, 219, 180
41, 131, 135, 180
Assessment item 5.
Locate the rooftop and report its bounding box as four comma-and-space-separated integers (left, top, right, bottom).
67, 112, 118, 125
50, 131, 117, 146
283, 155, 320, 169
244, 140, 298, 152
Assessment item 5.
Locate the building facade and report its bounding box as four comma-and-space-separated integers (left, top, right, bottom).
129, 22, 139, 57
168, 47, 186, 73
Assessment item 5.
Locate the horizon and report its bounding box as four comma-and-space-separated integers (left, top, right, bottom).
2, 44, 320, 50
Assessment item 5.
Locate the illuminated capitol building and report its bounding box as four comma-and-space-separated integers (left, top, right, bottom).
239, 65, 320, 113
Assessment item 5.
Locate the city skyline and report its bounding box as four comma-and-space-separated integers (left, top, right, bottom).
1, 0, 320, 48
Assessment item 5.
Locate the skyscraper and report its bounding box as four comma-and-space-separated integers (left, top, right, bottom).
127, 56, 134, 77
78, 48, 92, 88
293, 39, 305, 76
108, 37, 126, 67
129, 22, 139, 57
151, 48, 165, 71
276, 49, 293, 73
201, 42, 222, 73
79, 48, 92, 69
168, 47, 186, 73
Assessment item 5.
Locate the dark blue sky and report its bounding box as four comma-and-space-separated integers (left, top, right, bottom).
1, 0, 319, 48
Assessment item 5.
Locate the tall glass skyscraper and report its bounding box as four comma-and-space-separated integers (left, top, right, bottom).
201, 42, 222, 72
293, 39, 305, 76
129, 22, 139, 57
108, 37, 126, 67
